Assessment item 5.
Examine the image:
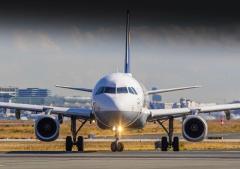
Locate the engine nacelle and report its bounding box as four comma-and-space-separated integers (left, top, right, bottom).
35, 116, 59, 142
182, 115, 208, 142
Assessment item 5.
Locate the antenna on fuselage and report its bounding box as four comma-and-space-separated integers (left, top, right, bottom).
124, 10, 131, 74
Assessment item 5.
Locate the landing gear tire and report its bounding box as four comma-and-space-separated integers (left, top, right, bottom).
161, 136, 168, 151
76, 136, 84, 152
154, 141, 161, 149
172, 136, 179, 151
111, 142, 117, 152
117, 142, 124, 152
66, 136, 73, 152
111, 142, 124, 152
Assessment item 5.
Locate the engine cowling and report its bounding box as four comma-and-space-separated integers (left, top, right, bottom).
35, 116, 59, 142
182, 115, 208, 142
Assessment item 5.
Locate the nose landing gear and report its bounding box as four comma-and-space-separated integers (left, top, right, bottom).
111, 140, 124, 152
111, 126, 124, 152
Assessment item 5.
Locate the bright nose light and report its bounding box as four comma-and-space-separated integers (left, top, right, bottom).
117, 126, 123, 132
112, 126, 123, 132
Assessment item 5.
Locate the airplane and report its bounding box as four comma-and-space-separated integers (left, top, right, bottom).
1, 10, 240, 152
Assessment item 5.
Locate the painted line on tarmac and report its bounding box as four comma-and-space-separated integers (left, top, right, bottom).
0, 138, 240, 142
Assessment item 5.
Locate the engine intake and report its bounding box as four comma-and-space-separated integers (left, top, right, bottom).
35, 116, 59, 142
182, 115, 208, 142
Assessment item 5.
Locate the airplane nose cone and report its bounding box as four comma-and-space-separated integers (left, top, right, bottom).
111, 98, 127, 112
94, 95, 119, 111
94, 95, 139, 127
95, 95, 131, 112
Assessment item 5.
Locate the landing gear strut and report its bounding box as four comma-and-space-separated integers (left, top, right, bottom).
155, 117, 179, 151
65, 116, 87, 152
111, 127, 124, 152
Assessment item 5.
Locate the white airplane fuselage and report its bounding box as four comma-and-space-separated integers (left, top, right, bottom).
92, 73, 150, 129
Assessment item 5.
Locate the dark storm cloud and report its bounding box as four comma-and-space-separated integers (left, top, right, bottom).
1, 0, 240, 27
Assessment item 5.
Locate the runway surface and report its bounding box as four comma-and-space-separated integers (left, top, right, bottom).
0, 151, 240, 169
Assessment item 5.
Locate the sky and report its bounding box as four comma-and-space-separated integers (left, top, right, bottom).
0, 1, 240, 103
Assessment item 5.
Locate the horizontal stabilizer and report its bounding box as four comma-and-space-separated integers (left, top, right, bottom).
146, 85, 201, 95
55, 85, 92, 92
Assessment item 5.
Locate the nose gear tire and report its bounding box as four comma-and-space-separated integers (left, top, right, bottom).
111, 141, 124, 152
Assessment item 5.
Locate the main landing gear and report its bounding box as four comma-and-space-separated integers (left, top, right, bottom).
111, 127, 124, 152
155, 117, 180, 151
65, 117, 87, 152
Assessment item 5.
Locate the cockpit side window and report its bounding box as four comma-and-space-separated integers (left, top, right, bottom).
95, 87, 104, 95
117, 87, 128, 93
128, 87, 135, 94
104, 87, 116, 93
131, 87, 138, 95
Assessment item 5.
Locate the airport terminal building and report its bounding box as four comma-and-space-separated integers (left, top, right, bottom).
13, 88, 51, 105
0, 87, 18, 102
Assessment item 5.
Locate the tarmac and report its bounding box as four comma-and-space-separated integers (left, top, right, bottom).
0, 151, 240, 169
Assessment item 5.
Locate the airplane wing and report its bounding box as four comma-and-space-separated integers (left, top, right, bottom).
55, 85, 93, 92
0, 102, 92, 119
146, 86, 201, 95
148, 103, 240, 121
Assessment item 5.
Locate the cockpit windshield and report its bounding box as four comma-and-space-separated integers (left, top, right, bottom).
117, 87, 128, 93
95, 87, 115, 95
104, 87, 116, 93
95, 86, 137, 95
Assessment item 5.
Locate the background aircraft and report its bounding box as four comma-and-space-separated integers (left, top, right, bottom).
0, 11, 240, 152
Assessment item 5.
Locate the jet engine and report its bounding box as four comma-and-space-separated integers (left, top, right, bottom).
35, 115, 59, 142
182, 115, 208, 142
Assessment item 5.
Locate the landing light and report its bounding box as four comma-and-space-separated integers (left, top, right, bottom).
117, 126, 123, 132
112, 126, 123, 132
